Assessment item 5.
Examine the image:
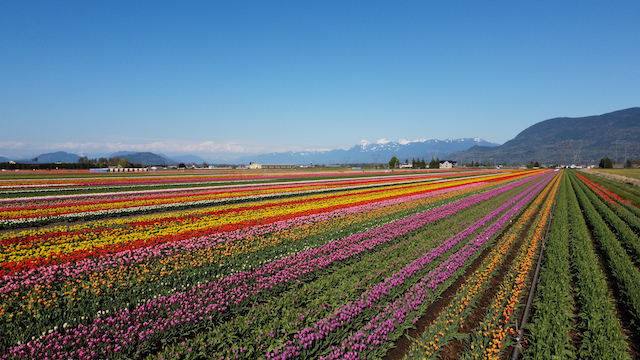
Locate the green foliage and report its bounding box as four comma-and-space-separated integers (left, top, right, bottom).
524, 175, 576, 360
108, 156, 121, 166
389, 156, 399, 168
599, 157, 613, 168
570, 172, 640, 333
118, 158, 132, 168
563, 173, 632, 358
152, 183, 522, 360
429, 157, 439, 169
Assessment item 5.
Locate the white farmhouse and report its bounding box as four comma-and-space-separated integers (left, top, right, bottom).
439, 160, 457, 169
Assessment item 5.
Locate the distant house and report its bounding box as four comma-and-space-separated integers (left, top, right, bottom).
249, 163, 262, 169
439, 160, 457, 169
399, 162, 413, 168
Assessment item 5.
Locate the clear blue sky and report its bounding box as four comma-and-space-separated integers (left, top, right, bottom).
1, 1, 639, 159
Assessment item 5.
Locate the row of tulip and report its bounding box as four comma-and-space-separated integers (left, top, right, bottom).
0, 180, 492, 294
0, 175, 266, 195
0, 174, 466, 228
1, 173, 462, 218
147, 172, 552, 360
150, 185, 511, 360
1, 172, 525, 275
569, 172, 640, 333
575, 174, 640, 267
521, 173, 574, 359
0, 172, 546, 358
313, 172, 557, 360
0, 172, 337, 190
576, 173, 640, 236
0, 170, 481, 194
403, 170, 559, 360
1, 173, 473, 203
0, 175, 514, 337
564, 172, 632, 357
525, 172, 631, 359
0, 179, 506, 348
459, 171, 560, 360
576, 173, 637, 210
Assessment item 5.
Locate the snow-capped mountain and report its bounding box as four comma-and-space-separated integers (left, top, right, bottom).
235, 138, 499, 165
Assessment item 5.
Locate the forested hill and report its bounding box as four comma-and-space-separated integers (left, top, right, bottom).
451, 107, 640, 165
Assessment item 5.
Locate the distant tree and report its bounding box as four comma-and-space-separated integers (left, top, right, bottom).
625, 159, 633, 169
420, 157, 426, 169
108, 156, 121, 166
32, 157, 38, 162
178, 163, 187, 169
98, 158, 108, 167
429, 157, 439, 169
534, 161, 540, 168
388, 157, 399, 168
118, 158, 131, 168
599, 157, 613, 169
411, 158, 416, 168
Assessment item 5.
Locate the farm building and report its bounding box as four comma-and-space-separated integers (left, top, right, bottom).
439, 160, 457, 169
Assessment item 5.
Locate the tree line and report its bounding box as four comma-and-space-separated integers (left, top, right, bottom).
1, 156, 140, 170
388, 157, 441, 169
77, 156, 140, 168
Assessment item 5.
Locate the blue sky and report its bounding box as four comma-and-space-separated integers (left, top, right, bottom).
1, 1, 639, 160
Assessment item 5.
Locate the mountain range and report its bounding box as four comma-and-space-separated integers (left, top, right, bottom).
451, 107, 640, 165
233, 138, 498, 165
3, 107, 639, 166
2, 138, 497, 166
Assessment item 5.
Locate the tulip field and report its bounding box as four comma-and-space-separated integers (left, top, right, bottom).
1, 168, 638, 359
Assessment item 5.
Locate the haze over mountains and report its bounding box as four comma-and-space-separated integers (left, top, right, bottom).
3, 108, 639, 166
233, 138, 498, 165
3, 138, 497, 166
